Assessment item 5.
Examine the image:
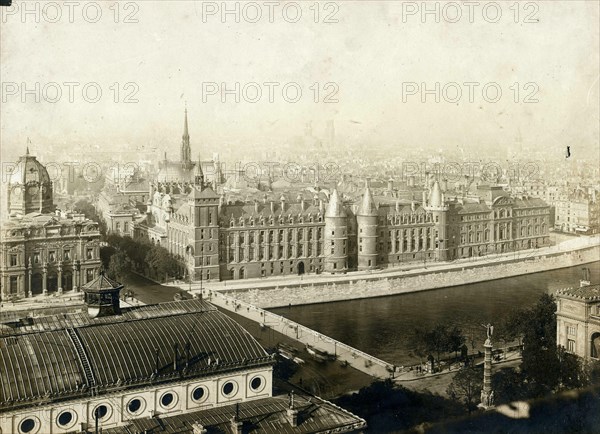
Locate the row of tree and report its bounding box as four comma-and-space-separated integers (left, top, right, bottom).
410, 324, 467, 370
100, 234, 180, 283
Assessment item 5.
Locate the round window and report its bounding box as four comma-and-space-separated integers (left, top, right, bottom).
127, 398, 143, 414
57, 411, 74, 427
250, 376, 264, 392
19, 419, 36, 434
160, 392, 176, 408
222, 381, 237, 397
93, 404, 109, 420
192, 386, 207, 402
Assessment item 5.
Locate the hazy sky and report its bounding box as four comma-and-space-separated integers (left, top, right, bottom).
1, 1, 598, 160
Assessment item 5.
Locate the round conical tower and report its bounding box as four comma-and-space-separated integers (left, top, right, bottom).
324, 189, 348, 273
424, 181, 449, 261
357, 183, 378, 270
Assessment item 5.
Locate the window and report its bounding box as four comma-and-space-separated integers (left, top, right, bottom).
567, 326, 576, 336
250, 376, 265, 392
33, 252, 40, 264
567, 339, 576, 352
49, 251, 56, 262
57, 411, 75, 427
160, 392, 177, 408
64, 250, 71, 261
93, 405, 109, 421
10, 254, 17, 266
127, 398, 144, 414
192, 386, 208, 402
86, 248, 93, 260
222, 381, 237, 397
10, 276, 18, 293
20, 418, 37, 433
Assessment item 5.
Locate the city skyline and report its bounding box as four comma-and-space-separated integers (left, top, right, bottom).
1, 1, 599, 161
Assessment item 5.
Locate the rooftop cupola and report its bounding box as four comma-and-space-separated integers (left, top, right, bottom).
82, 271, 123, 318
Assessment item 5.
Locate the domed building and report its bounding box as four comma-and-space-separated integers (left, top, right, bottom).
5, 147, 54, 218
0, 148, 102, 301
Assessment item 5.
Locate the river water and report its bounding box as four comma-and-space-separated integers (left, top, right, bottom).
272, 262, 600, 366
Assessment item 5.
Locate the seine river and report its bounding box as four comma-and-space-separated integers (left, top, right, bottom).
272, 262, 600, 366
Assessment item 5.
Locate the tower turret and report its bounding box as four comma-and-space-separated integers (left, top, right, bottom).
324, 189, 348, 273
425, 181, 449, 261
356, 183, 378, 270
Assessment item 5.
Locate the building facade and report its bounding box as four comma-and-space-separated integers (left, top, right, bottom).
133, 112, 552, 283
0, 149, 102, 301
554, 187, 599, 234
556, 280, 600, 360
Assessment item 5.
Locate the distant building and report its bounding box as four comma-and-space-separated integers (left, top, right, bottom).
133, 112, 552, 282
0, 285, 366, 433
556, 280, 600, 360
554, 187, 599, 234
0, 149, 102, 301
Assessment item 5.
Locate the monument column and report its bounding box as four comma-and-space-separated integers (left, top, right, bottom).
480, 324, 495, 409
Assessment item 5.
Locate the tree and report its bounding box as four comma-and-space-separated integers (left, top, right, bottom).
100, 245, 116, 269
145, 244, 179, 282
447, 366, 482, 414
107, 251, 131, 281
413, 324, 466, 369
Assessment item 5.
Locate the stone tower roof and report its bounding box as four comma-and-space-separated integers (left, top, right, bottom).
325, 188, 346, 218
357, 185, 377, 216
428, 181, 443, 208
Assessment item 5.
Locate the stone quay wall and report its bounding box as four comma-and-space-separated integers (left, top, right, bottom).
214, 241, 600, 309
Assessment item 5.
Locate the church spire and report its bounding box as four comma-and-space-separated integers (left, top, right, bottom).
181, 107, 191, 166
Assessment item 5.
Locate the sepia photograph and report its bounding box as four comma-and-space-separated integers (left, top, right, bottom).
0, 1, 599, 433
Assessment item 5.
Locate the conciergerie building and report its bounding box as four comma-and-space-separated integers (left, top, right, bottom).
135, 111, 552, 282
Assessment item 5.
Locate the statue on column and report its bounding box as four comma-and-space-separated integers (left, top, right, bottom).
480, 323, 495, 409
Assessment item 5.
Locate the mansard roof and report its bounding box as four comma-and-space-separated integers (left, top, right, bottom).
103, 393, 366, 434
222, 202, 323, 220
0, 300, 271, 411
557, 284, 600, 302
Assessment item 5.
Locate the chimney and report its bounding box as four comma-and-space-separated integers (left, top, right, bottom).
300, 199, 306, 212
270, 201, 275, 214
388, 179, 394, 191
286, 391, 299, 427
254, 200, 259, 213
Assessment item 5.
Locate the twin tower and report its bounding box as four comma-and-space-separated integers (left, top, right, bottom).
323, 181, 449, 273
323, 185, 380, 273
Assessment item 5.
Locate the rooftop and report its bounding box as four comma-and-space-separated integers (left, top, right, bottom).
557, 284, 600, 302
0, 299, 272, 411
103, 393, 366, 434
